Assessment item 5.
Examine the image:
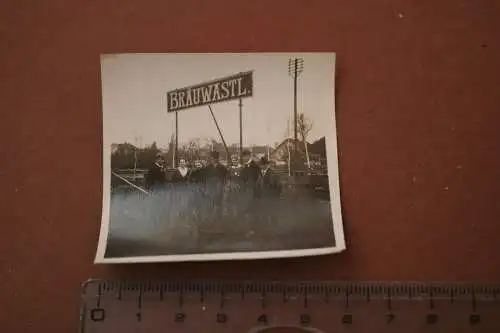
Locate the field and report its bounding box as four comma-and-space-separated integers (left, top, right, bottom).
104, 181, 335, 258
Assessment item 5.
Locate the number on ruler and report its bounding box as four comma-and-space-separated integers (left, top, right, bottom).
216, 313, 228, 323
257, 314, 268, 325
385, 312, 395, 324
136, 312, 141, 322
90, 308, 105, 322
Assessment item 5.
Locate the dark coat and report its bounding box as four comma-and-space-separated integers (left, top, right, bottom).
171, 167, 191, 183
189, 168, 204, 183
199, 162, 228, 206
200, 163, 228, 184
239, 160, 261, 187
255, 167, 281, 198
146, 162, 166, 189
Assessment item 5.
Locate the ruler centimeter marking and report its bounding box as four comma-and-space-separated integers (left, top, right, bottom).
80, 279, 500, 333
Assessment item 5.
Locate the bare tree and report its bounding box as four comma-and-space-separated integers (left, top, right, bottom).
182, 138, 202, 162
297, 113, 313, 169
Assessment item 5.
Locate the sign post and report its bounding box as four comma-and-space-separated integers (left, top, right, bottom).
238, 98, 243, 165
175, 111, 178, 167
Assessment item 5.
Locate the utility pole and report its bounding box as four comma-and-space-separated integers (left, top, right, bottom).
288, 57, 304, 172
175, 110, 178, 168
286, 118, 291, 176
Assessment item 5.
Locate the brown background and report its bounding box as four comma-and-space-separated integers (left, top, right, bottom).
1, 0, 500, 331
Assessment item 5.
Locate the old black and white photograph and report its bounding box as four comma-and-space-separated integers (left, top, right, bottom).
95, 52, 345, 263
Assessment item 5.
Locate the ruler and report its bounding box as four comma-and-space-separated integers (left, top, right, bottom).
80, 279, 500, 332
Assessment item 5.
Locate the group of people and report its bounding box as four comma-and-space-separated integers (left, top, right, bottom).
144, 149, 282, 220
146, 150, 280, 193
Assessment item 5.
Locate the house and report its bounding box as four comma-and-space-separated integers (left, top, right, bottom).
308, 137, 326, 157
111, 142, 136, 155
270, 138, 306, 161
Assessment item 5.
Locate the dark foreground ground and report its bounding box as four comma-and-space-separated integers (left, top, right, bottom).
104, 184, 335, 258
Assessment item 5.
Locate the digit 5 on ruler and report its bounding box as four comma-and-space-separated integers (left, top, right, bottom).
80, 279, 500, 332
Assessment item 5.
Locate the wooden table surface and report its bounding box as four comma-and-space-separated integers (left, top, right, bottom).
1, 0, 499, 331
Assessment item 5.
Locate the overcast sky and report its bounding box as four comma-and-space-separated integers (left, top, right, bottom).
101, 53, 336, 148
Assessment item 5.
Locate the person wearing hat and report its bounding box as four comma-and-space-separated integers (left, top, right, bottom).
239, 150, 260, 190
233, 150, 262, 221
255, 156, 281, 199
202, 150, 227, 182
199, 150, 228, 220
145, 153, 166, 191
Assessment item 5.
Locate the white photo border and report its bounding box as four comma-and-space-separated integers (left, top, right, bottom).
94, 52, 345, 263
